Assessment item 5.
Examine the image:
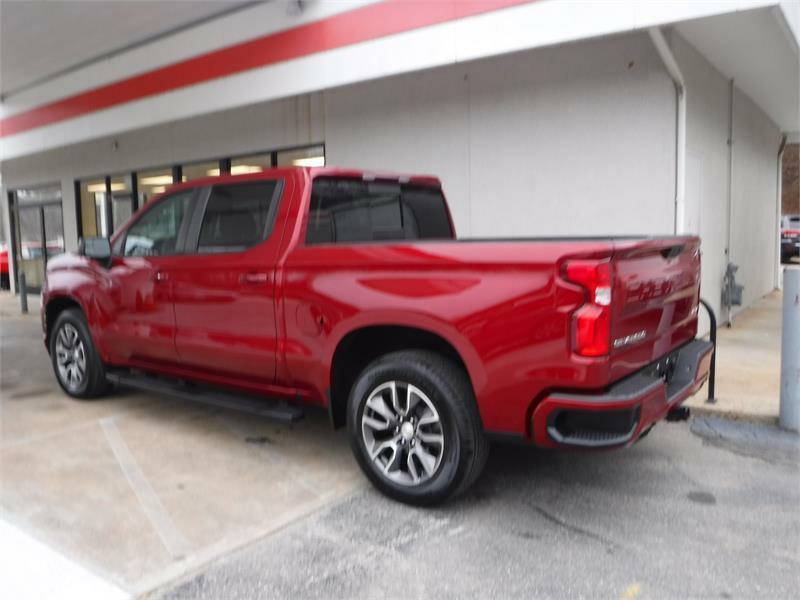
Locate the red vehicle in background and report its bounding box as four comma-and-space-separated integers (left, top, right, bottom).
0, 243, 9, 289
40, 168, 713, 505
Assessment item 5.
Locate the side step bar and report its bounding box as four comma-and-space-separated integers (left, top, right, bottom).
106, 371, 304, 423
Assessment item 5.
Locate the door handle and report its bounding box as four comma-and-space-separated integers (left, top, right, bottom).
152, 270, 169, 283
240, 272, 270, 285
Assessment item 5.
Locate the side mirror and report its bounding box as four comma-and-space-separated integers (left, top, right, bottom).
78, 237, 112, 268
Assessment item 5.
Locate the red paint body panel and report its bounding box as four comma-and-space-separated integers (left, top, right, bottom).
43, 167, 705, 443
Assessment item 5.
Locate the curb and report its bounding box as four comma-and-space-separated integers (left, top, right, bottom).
687, 404, 779, 427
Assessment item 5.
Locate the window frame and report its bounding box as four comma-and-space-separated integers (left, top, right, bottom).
116, 188, 200, 258
183, 179, 285, 255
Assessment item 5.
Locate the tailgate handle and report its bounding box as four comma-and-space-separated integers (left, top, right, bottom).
660, 245, 685, 259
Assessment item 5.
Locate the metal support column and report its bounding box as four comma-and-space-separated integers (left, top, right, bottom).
780, 267, 799, 431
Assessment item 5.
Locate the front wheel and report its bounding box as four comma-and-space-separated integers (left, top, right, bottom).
347, 350, 488, 506
50, 308, 111, 399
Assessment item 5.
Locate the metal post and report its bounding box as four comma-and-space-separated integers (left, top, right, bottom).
780, 267, 800, 431
699, 298, 717, 404
19, 272, 28, 314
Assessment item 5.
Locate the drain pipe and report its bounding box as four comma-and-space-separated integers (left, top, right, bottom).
777, 135, 787, 290
649, 27, 686, 235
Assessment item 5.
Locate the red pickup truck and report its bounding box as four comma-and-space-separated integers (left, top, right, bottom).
42, 168, 712, 505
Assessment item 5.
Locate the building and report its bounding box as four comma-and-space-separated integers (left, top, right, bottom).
1, 0, 798, 329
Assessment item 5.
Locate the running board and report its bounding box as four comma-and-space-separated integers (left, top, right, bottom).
106, 371, 304, 423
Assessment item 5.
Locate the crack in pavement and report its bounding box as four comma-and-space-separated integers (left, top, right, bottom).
530, 504, 621, 553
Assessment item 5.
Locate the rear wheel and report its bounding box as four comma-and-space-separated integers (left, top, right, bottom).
347, 350, 488, 506
50, 308, 110, 399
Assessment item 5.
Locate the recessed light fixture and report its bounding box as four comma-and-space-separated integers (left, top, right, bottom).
231, 165, 263, 175
86, 182, 126, 193
292, 156, 325, 167
139, 175, 173, 185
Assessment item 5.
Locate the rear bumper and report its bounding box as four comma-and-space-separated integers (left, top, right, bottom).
531, 339, 714, 448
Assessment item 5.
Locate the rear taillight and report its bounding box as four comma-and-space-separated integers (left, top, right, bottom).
564, 259, 612, 357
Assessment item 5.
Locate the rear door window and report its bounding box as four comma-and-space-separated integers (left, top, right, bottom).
196, 181, 281, 253
306, 177, 452, 244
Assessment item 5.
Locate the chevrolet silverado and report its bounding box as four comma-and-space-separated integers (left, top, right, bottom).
42, 168, 713, 505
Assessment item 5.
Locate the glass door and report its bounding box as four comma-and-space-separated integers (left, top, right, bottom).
12, 186, 64, 293
16, 205, 46, 291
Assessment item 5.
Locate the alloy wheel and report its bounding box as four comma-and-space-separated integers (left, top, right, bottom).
55, 323, 87, 392
361, 380, 445, 486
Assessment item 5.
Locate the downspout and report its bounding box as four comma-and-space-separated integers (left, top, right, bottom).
648, 28, 686, 235
777, 134, 787, 290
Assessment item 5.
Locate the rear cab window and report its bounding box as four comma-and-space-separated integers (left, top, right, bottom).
305, 177, 453, 244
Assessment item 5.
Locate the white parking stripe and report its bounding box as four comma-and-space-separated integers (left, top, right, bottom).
100, 417, 191, 559
0, 519, 129, 600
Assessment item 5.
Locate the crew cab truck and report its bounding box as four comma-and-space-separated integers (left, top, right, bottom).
42, 168, 713, 505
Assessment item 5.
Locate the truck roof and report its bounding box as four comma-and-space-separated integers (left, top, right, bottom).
162, 166, 442, 195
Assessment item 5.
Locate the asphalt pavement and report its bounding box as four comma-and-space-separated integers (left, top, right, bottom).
159, 417, 799, 600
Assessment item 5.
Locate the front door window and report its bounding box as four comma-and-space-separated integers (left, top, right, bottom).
123, 190, 194, 257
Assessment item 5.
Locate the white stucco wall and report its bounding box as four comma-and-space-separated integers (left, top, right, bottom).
729, 88, 782, 311
325, 33, 677, 238
672, 33, 732, 329
672, 32, 782, 328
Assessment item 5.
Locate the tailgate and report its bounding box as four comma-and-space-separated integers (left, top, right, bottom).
609, 237, 701, 378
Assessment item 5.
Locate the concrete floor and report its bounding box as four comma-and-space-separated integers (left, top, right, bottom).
686, 290, 783, 423
0, 302, 363, 595
1, 290, 797, 598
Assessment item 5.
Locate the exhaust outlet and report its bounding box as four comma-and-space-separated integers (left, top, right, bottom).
666, 406, 691, 422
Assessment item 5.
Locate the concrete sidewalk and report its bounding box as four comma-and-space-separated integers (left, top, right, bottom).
686, 291, 783, 424
0, 291, 40, 320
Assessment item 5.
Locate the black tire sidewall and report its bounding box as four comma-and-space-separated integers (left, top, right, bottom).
49, 309, 103, 398
347, 354, 473, 505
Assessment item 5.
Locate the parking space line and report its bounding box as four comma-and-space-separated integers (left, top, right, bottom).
0, 401, 157, 451
0, 519, 129, 600
100, 417, 191, 559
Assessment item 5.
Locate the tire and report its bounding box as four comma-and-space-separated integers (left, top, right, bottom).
347, 350, 489, 506
49, 308, 111, 399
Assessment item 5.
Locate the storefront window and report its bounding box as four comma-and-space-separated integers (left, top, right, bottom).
182, 161, 220, 181
137, 168, 174, 204
277, 145, 325, 167
81, 179, 106, 237
80, 176, 130, 238
110, 175, 133, 233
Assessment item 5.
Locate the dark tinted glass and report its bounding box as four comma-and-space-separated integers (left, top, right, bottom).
306, 178, 452, 244
198, 181, 280, 253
